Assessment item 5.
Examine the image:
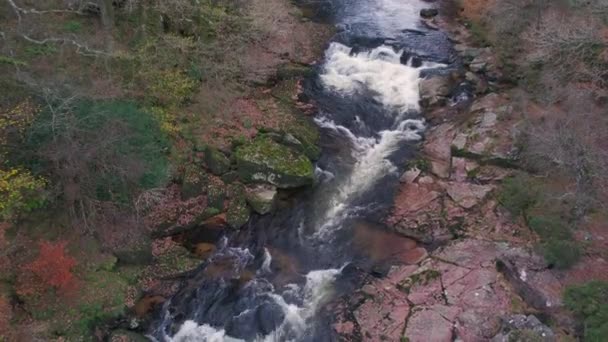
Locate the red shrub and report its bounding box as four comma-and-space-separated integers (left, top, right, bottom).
21, 241, 77, 295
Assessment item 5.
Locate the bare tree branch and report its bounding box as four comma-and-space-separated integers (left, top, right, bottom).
6, 0, 86, 17
20, 34, 109, 57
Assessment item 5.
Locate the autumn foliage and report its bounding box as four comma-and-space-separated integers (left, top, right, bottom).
18, 241, 77, 296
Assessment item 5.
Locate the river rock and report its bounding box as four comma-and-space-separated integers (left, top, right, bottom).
419, 74, 456, 107
204, 146, 231, 176
194, 242, 217, 259
226, 186, 251, 229
246, 184, 277, 215
235, 136, 314, 188
424, 123, 456, 178
420, 8, 439, 18
400, 167, 421, 183
491, 314, 556, 342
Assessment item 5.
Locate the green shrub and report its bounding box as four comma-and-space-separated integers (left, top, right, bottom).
541, 239, 581, 269
527, 215, 572, 241
24, 43, 57, 57
564, 281, 608, 341
498, 175, 538, 216
63, 20, 83, 33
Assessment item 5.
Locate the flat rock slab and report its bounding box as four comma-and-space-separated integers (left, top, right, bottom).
445, 182, 493, 209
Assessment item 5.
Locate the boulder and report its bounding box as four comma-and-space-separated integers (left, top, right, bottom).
246, 184, 277, 215
226, 186, 251, 229
491, 315, 556, 342
420, 8, 439, 18
400, 167, 421, 184
194, 242, 217, 259
423, 123, 456, 178
204, 146, 231, 176
181, 164, 207, 200
419, 74, 456, 107
445, 182, 493, 209
235, 136, 314, 188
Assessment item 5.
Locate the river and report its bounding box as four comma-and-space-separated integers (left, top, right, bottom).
150, 0, 455, 340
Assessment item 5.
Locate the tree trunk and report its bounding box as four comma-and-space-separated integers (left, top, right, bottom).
98, 0, 115, 52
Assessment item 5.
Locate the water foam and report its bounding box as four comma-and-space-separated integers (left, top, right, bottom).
168, 267, 343, 342
313, 116, 425, 236
321, 43, 428, 113
313, 42, 434, 236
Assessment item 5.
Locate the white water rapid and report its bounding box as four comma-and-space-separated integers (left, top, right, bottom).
167, 266, 344, 342
313, 43, 433, 237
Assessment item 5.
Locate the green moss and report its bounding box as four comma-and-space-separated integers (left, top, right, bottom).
235, 136, 314, 188
451, 146, 520, 169
407, 157, 430, 172
281, 114, 321, 160
63, 20, 83, 33
508, 329, 544, 342
181, 164, 209, 199
226, 184, 251, 229
204, 146, 231, 175
157, 245, 200, 275
0, 55, 27, 66
26, 268, 131, 340
276, 63, 314, 80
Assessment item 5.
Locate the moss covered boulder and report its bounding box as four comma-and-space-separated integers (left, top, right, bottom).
181, 164, 208, 199
235, 136, 314, 188
204, 146, 231, 176
226, 186, 251, 229
278, 103, 321, 160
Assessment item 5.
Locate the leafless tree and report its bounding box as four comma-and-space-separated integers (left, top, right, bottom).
521, 91, 608, 218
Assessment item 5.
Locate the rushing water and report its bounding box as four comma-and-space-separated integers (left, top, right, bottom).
150, 0, 455, 341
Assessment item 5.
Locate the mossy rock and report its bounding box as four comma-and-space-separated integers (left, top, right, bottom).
282, 116, 321, 160
221, 170, 240, 183
226, 187, 251, 229
181, 164, 209, 199
235, 136, 314, 188
276, 63, 314, 81
157, 245, 201, 276
109, 329, 149, 342
271, 79, 299, 104
205, 178, 226, 211
204, 146, 231, 176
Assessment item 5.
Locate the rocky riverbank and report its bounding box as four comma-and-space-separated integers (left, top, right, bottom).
328, 6, 583, 342
107, 1, 334, 340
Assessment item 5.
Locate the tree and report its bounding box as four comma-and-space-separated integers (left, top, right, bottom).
19, 240, 77, 296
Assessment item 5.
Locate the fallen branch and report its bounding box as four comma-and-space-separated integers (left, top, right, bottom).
6, 0, 86, 18
21, 34, 109, 57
